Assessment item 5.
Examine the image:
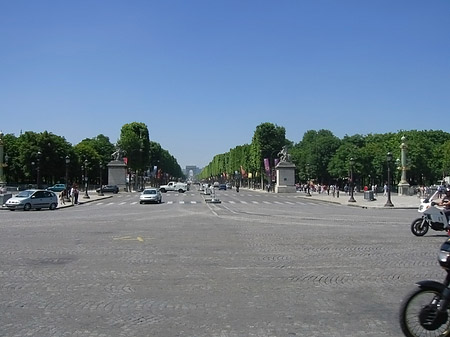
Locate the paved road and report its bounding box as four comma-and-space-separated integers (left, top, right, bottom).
0, 189, 444, 337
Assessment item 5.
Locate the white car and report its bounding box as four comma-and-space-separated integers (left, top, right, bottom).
139, 188, 162, 204
5, 189, 58, 211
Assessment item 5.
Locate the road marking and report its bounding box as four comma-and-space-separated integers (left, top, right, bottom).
179, 201, 185, 204
113, 236, 144, 242
167, 201, 173, 204
252, 201, 259, 204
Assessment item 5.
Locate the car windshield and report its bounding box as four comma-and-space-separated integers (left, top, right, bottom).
144, 190, 156, 194
16, 190, 34, 198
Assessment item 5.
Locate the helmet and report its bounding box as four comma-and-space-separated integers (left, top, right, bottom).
439, 239, 450, 269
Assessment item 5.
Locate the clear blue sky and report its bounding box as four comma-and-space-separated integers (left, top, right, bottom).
1, 1, 449, 169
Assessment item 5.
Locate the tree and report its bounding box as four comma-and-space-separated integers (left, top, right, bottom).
291, 130, 341, 184
118, 122, 151, 173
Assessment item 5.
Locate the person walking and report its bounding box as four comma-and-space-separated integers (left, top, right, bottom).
59, 189, 66, 205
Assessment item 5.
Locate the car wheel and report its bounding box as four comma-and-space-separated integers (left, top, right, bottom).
49, 203, 57, 210
9, 209, 15, 211
139, 201, 143, 204
23, 203, 32, 211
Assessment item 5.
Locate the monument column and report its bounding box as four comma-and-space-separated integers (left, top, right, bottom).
397, 136, 410, 196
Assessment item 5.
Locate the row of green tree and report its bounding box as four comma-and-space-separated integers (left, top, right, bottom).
1, 122, 184, 187
199, 123, 450, 187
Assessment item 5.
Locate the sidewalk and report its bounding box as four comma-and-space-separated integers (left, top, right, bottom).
57, 191, 113, 209
295, 191, 419, 209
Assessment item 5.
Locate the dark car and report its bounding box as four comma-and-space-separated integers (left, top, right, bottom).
96, 185, 119, 194
218, 184, 227, 190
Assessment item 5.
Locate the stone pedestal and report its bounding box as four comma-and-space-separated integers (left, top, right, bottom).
107, 160, 127, 191
398, 183, 410, 196
275, 161, 296, 193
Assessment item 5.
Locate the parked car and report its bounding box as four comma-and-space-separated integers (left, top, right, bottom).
139, 188, 162, 204
226, 183, 232, 190
96, 185, 119, 194
47, 184, 66, 192
219, 184, 227, 190
4, 189, 58, 211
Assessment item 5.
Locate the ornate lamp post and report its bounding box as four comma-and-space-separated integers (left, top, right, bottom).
348, 157, 356, 202
64, 156, 70, 201
36, 151, 42, 189
83, 159, 90, 199
306, 164, 311, 196
0, 132, 5, 185
384, 152, 394, 207
99, 163, 104, 196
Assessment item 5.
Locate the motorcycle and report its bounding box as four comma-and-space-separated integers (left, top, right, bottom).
411, 191, 450, 236
399, 238, 450, 336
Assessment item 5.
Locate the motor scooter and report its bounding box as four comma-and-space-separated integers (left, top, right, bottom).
411, 191, 450, 236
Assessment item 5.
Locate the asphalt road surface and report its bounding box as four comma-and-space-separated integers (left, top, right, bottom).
0, 189, 445, 337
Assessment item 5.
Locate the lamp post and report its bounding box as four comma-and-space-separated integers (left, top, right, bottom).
348, 157, 356, 202
306, 164, 311, 196
0, 132, 5, 185
384, 152, 394, 207
65, 156, 70, 202
99, 163, 104, 196
83, 159, 90, 199
36, 151, 41, 189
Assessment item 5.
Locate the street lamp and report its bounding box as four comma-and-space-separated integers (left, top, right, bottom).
36, 151, 41, 189
99, 163, 104, 196
384, 152, 394, 207
348, 157, 356, 202
65, 156, 70, 202
306, 164, 311, 196
83, 159, 90, 199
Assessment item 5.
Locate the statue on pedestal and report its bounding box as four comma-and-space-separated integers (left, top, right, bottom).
278, 145, 291, 163
111, 145, 124, 162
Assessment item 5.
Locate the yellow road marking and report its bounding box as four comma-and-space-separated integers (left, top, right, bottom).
113, 236, 146, 242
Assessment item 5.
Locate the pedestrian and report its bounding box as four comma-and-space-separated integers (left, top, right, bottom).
383, 184, 388, 196
59, 189, 66, 205
70, 185, 75, 204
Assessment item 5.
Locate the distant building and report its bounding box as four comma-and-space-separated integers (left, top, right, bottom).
184, 166, 202, 180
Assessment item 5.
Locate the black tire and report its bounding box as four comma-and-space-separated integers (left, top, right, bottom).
23, 203, 32, 211
49, 203, 57, 210
160, 188, 166, 193
178, 189, 185, 193
400, 287, 450, 337
411, 218, 429, 237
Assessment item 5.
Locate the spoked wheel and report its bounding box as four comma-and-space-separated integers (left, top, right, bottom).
411, 218, 429, 236
400, 287, 450, 337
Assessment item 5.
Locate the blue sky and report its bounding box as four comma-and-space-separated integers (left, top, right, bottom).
1, 1, 449, 169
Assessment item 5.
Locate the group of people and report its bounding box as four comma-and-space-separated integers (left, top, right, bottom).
58, 184, 79, 205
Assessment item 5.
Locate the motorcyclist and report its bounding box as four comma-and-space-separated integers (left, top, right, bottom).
438, 187, 450, 229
